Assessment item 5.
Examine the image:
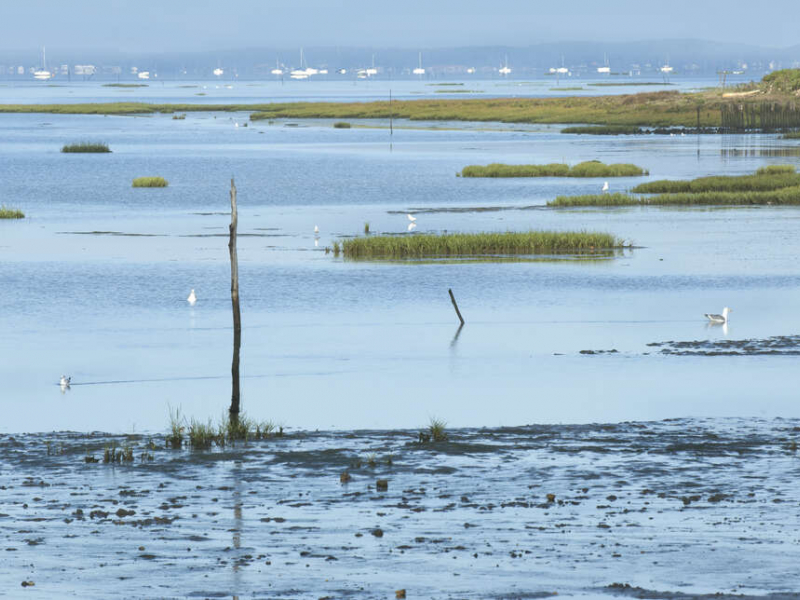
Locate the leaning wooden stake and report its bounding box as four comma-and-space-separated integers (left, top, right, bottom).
448, 288, 465, 325
229, 178, 242, 419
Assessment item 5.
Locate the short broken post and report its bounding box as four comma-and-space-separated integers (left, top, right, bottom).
229, 178, 241, 420
448, 288, 465, 326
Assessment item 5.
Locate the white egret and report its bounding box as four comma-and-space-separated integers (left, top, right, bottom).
602, 181, 609, 193
314, 225, 319, 234
407, 214, 417, 222
187, 289, 197, 304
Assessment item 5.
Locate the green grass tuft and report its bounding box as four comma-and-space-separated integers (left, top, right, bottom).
460, 161, 647, 178
339, 231, 622, 259
132, 176, 169, 188
188, 419, 216, 449
0, 206, 24, 219
333, 121, 351, 128
166, 407, 184, 449
62, 141, 111, 153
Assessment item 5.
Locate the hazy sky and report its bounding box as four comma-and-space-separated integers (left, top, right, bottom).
1, 0, 798, 53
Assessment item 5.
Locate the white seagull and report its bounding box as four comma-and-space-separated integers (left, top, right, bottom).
60, 375, 71, 391
602, 181, 609, 193
704, 307, 731, 324
407, 214, 417, 222
314, 225, 319, 234
187, 289, 197, 304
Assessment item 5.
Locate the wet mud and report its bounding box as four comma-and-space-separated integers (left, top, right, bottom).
2, 419, 800, 598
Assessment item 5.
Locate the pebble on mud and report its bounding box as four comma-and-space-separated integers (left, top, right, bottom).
371, 528, 384, 538
376, 479, 388, 491
21, 581, 35, 587
546, 494, 556, 503
340, 472, 352, 484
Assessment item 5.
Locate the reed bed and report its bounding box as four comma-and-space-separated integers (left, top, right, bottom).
549, 186, 800, 207
132, 176, 169, 187
340, 231, 622, 259
333, 121, 351, 128
460, 161, 647, 178
61, 141, 111, 153
781, 131, 800, 139
631, 167, 799, 194
0, 206, 24, 219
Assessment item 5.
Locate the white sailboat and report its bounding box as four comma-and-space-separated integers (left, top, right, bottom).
271, 59, 284, 76
499, 55, 511, 76
213, 67, 224, 77
597, 53, 611, 74
33, 47, 52, 80
413, 52, 425, 76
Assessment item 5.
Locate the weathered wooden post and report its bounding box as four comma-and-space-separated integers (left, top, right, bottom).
229, 178, 242, 420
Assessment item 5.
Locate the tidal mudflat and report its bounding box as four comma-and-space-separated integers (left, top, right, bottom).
3, 418, 800, 598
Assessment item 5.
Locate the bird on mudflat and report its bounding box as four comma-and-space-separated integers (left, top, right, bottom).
704, 307, 731, 324
602, 181, 609, 193
187, 289, 197, 304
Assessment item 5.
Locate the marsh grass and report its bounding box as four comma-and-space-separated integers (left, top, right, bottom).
188, 419, 216, 449
781, 131, 800, 139
418, 418, 448, 443
333, 121, 351, 128
549, 187, 800, 207
166, 407, 184, 449
631, 167, 800, 194
61, 141, 111, 153
172, 113, 186, 120
0, 206, 24, 219
103, 83, 148, 88
132, 176, 169, 188
364, 222, 370, 234
340, 231, 622, 259
460, 161, 647, 178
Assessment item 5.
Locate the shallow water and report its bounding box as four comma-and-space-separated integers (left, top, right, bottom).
1, 419, 799, 599
3, 103, 800, 432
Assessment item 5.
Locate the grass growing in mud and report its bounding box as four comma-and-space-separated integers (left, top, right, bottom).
459, 160, 647, 178
549, 187, 800, 207
419, 418, 448, 443
339, 231, 623, 259
168, 409, 281, 451
0, 206, 24, 219
631, 165, 799, 194
61, 141, 111, 153
132, 176, 169, 188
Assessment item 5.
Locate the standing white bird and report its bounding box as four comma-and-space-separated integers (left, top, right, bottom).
407, 214, 417, 222
187, 289, 197, 304
314, 225, 319, 234
704, 307, 731, 324
602, 181, 609, 193
60, 375, 71, 391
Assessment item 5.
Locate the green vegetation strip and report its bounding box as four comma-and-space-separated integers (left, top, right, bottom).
338, 231, 622, 258
61, 141, 111, 153
460, 161, 647, 178
333, 121, 351, 128
0, 206, 24, 219
549, 187, 800, 207
561, 125, 644, 135
782, 131, 800, 139
102, 83, 148, 88
631, 165, 798, 193
132, 176, 169, 188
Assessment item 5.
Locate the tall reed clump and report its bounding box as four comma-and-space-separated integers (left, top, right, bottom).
631, 168, 800, 194
132, 176, 169, 188
340, 231, 622, 258
188, 419, 216, 449
0, 206, 24, 219
459, 161, 647, 178
166, 407, 184, 449
419, 417, 448, 443
61, 141, 111, 153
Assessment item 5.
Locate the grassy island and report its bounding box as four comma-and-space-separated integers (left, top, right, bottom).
132, 177, 169, 188
335, 231, 623, 259
61, 142, 111, 153
459, 161, 647, 178
549, 166, 800, 207
0, 206, 24, 219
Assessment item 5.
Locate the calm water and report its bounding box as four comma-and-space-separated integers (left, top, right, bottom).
2, 82, 800, 434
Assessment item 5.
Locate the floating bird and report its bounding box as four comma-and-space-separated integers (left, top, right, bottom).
187, 289, 197, 304
602, 181, 609, 193
314, 225, 319, 234
407, 214, 417, 222
60, 375, 71, 392
704, 307, 731, 324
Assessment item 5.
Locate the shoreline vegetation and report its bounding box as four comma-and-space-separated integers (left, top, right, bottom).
0, 70, 798, 131
548, 166, 800, 207
334, 231, 623, 259
459, 161, 647, 178
0, 206, 24, 219
132, 176, 169, 188
61, 141, 111, 153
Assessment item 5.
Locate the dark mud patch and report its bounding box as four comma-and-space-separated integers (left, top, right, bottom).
647, 334, 800, 356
